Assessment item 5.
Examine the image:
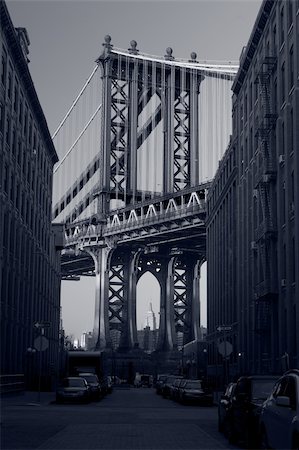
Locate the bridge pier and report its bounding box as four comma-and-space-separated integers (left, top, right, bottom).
89, 246, 112, 350
89, 246, 203, 353
118, 251, 140, 351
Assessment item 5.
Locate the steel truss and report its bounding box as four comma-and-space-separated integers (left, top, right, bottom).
59, 37, 210, 351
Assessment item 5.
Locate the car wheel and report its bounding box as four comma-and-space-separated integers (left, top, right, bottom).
227, 422, 237, 445
292, 432, 299, 450
260, 426, 270, 450
218, 412, 223, 433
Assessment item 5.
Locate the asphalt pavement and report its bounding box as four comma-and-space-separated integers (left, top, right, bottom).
1, 387, 239, 450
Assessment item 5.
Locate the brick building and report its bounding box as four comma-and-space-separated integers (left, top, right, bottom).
0, 2, 62, 389
207, 0, 299, 382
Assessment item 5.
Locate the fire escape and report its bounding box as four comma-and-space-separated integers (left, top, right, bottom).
254, 56, 277, 335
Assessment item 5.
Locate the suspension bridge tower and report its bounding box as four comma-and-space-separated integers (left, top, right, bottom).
53, 36, 236, 369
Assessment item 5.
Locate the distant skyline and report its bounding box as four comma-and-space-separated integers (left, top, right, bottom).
7, 0, 262, 339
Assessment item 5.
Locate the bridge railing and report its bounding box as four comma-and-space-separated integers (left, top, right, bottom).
63, 185, 211, 246
106, 202, 206, 233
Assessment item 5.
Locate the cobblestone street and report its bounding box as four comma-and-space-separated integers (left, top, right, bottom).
1, 388, 240, 450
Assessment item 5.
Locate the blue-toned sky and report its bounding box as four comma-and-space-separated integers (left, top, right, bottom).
7, 0, 262, 340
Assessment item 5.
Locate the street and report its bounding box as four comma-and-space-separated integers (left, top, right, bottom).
1, 387, 240, 450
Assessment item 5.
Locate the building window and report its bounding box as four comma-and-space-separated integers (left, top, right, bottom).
249, 127, 253, 160
16, 183, 20, 210
289, 46, 294, 91
23, 106, 28, 136
0, 103, 4, 134
8, 69, 12, 99
19, 94, 23, 125
12, 128, 17, 155
240, 103, 244, 130
290, 109, 294, 153
288, 1, 293, 29
280, 6, 284, 46
6, 117, 10, 146
254, 64, 258, 101
240, 145, 244, 174
291, 238, 295, 282
4, 163, 9, 193
9, 174, 14, 202
281, 62, 285, 104
17, 140, 22, 165
272, 24, 277, 54
13, 82, 18, 112
273, 78, 277, 114
282, 121, 285, 155
1, 47, 7, 86
22, 151, 26, 176
282, 181, 286, 225
28, 118, 32, 145
291, 171, 294, 203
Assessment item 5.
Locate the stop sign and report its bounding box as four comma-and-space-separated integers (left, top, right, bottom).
34, 336, 49, 352
217, 341, 233, 358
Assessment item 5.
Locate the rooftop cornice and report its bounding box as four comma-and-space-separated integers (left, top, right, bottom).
1, 1, 58, 164
232, 0, 275, 95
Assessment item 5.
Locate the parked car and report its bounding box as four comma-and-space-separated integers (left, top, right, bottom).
56, 377, 91, 403
169, 377, 184, 401
99, 376, 113, 394
156, 374, 169, 395
140, 374, 153, 388
78, 372, 102, 400
227, 375, 279, 448
162, 375, 178, 398
218, 382, 236, 436
259, 369, 299, 450
106, 376, 113, 393
178, 379, 213, 405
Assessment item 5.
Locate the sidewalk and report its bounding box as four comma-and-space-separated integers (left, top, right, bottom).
1, 390, 55, 407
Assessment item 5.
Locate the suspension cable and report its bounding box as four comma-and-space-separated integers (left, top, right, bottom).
54, 104, 102, 173
52, 64, 99, 140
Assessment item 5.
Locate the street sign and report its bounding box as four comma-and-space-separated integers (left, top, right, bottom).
34, 336, 49, 352
217, 325, 232, 332
34, 321, 51, 328
218, 341, 233, 357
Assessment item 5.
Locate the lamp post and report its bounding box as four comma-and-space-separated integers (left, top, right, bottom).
26, 347, 37, 389
203, 348, 208, 380
217, 325, 233, 388
180, 346, 185, 376
33, 322, 50, 403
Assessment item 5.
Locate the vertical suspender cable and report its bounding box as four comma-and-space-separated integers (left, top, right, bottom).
145, 58, 149, 198
124, 54, 129, 207
152, 61, 157, 198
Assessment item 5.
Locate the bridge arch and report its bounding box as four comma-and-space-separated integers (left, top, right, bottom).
136, 271, 161, 352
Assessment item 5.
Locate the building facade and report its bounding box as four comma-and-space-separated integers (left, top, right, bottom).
0, 2, 62, 389
207, 0, 299, 380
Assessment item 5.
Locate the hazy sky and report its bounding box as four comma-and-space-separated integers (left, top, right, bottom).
7, 0, 262, 340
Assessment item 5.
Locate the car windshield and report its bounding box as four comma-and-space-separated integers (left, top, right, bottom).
166, 376, 176, 384
252, 380, 276, 400
185, 381, 202, 389
158, 375, 167, 382
80, 375, 98, 383
63, 378, 85, 388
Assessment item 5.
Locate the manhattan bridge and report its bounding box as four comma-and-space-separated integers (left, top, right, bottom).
52, 36, 237, 361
